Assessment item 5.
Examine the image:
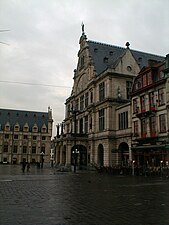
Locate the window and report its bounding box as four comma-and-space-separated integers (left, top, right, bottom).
23, 146, 27, 154
14, 125, 19, 132
79, 118, 83, 133
4, 145, 8, 152
147, 72, 152, 85
5, 134, 9, 139
14, 134, 18, 139
85, 92, 89, 107
24, 135, 28, 139
32, 146, 36, 154
99, 109, 105, 131
84, 116, 88, 133
133, 98, 138, 113
143, 74, 147, 87
140, 95, 146, 112
159, 114, 166, 132
150, 116, 156, 136
75, 99, 79, 110
119, 111, 128, 130
133, 121, 138, 136
80, 95, 84, 110
126, 81, 132, 99
42, 136, 46, 141
141, 119, 147, 138
90, 91, 93, 103
13, 145, 18, 153
99, 82, 105, 101
41, 146, 45, 154
33, 136, 37, 140
149, 92, 155, 110
158, 89, 165, 105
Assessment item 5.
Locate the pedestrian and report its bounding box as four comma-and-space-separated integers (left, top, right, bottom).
22, 160, 26, 173
27, 163, 30, 172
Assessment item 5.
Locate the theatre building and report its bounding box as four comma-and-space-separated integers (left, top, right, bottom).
54, 27, 164, 169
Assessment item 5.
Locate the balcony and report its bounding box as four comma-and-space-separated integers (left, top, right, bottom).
136, 106, 157, 118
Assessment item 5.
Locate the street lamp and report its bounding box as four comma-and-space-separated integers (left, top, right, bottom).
40, 151, 44, 168
69, 106, 79, 173
132, 160, 135, 176
72, 148, 79, 173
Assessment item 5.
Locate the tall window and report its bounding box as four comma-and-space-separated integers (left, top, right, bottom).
140, 95, 146, 112
142, 74, 147, 87
90, 91, 93, 103
13, 145, 18, 153
126, 81, 132, 99
80, 95, 84, 110
158, 89, 165, 105
133, 121, 138, 135
32, 146, 36, 154
133, 98, 138, 113
99, 82, 105, 101
99, 109, 105, 131
149, 92, 155, 110
150, 116, 156, 136
141, 119, 147, 138
147, 72, 152, 85
85, 92, 89, 107
119, 111, 128, 130
79, 118, 83, 133
159, 114, 166, 132
23, 146, 27, 154
4, 145, 8, 152
84, 116, 88, 133
41, 146, 45, 154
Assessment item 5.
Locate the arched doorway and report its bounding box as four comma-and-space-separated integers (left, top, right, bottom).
98, 144, 104, 166
118, 142, 129, 166
71, 145, 87, 169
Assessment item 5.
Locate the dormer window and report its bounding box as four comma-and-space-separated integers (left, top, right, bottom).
109, 51, 113, 56
94, 48, 98, 53
5, 122, 10, 132
41, 124, 47, 133
103, 57, 108, 63
23, 123, 29, 132
14, 123, 20, 132
32, 124, 38, 133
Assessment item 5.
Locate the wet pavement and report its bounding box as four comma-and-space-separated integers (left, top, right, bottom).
0, 165, 169, 225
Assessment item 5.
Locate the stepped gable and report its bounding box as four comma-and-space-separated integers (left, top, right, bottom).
0, 108, 48, 131
87, 40, 165, 75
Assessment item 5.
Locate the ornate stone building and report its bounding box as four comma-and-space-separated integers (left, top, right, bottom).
55, 27, 164, 169
0, 107, 53, 164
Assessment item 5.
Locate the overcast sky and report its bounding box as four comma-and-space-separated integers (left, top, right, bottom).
0, 0, 169, 136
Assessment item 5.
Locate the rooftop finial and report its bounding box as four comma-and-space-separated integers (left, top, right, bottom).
81, 22, 85, 34
126, 42, 130, 49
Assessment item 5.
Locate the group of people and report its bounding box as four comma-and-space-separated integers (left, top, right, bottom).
22, 161, 30, 172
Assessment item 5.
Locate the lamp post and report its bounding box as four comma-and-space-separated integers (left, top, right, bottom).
40, 151, 44, 168
132, 160, 135, 176
69, 106, 79, 173
72, 148, 79, 173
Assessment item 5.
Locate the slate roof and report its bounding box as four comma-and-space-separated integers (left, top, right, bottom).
0, 108, 48, 132
87, 40, 165, 75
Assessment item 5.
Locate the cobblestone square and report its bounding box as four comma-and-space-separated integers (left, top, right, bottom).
0, 165, 169, 225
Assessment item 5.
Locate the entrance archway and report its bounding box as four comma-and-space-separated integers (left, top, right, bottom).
98, 144, 104, 166
71, 145, 87, 169
118, 142, 129, 166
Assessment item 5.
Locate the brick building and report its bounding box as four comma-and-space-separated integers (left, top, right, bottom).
0, 107, 53, 164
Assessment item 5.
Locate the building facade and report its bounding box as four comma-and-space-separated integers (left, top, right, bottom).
131, 56, 169, 167
0, 107, 53, 164
55, 28, 164, 169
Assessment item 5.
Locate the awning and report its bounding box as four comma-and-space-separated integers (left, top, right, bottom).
131, 144, 166, 151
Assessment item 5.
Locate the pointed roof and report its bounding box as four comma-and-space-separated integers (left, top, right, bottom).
87, 40, 165, 75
